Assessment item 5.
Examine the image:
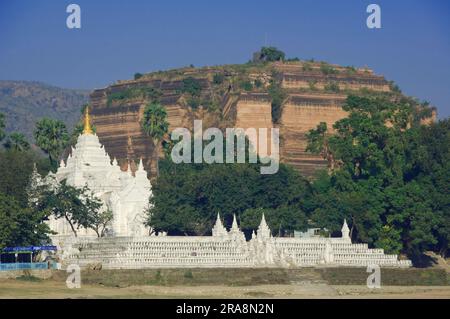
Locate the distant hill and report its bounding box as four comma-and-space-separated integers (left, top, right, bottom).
0, 80, 90, 142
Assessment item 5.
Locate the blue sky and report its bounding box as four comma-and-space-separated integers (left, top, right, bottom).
0, 0, 449, 118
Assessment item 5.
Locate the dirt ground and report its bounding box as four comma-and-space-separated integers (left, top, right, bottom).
1, 279, 449, 299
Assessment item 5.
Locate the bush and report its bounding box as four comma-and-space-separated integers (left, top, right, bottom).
324, 81, 340, 93
134, 73, 143, 80
187, 97, 201, 109
254, 79, 263, 88
181, 77, 202, 97
184, 270, 194, 279
308, 80, 318, 90
16, 275, 42, 282
257, 47, 285, 62
320, 62, 339, 75
239, 81, 253, 91
213, 74, 224, 85
268, 81, 286, 123
302, 62, 313, 71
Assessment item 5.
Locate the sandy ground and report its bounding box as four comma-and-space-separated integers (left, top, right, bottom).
0, 280, 449, 299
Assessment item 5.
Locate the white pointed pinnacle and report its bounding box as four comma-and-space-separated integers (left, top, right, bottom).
341, 218, 350, 239
138, 158, 144, 171
214, 213, 225, 229
342, 218, 349, 232
231, 214, 239, 230
257, 212, 272, 239
112, 157, 118, 166
215, 212, 222, 225
259, 213, 269, 229
59, 159, 65, 168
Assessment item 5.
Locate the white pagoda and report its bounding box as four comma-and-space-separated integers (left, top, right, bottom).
46, 109, 152, 237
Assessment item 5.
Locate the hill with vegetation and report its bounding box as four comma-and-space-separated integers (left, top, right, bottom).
88, 47, 436, 176
0, 80, 89, 143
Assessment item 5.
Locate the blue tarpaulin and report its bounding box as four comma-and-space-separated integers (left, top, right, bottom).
2, 246, 57, 252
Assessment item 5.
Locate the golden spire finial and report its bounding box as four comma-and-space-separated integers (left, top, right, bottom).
83, 107, 93, 135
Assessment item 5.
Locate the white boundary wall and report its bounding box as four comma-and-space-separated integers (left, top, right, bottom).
53, 215, 412, 269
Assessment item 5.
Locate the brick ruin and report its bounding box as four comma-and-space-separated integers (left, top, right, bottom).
87, 61, 432, 178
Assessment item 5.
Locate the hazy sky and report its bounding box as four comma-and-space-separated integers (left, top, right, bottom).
0, 0, 449, 118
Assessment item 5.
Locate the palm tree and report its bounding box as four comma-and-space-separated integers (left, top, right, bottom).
34, 118, 69, 166
141, 102, 169, 176
3, 132, 30, 151
0, 112, 5, 142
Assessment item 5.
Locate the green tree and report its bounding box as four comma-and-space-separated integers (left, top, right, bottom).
37, 179, 91, 237
34, 118, 69, 167
259, 47, 285, 62
0, 192, 51, 250
305, 95, 446, 260
3, 132, 30, 152
0, 193, 19, 250
268, 78, 287, 123
89, 209, 114, 238
0, 149, 51, 205
141, 102, 169, 176
80, 189, 110, 237
306, 122, 337, 171
0, 112, 5, 142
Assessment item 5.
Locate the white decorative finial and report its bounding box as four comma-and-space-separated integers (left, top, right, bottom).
231, 214, 239, 230
138, 158, 144, 171
341, 219, 350, 241
261, 213, 267, 227
212, 212, 227, 237
59, 159, 65, 168
257, 212, 271, 239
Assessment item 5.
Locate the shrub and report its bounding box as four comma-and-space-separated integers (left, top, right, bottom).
184, 270, 193, 279
268, 81, 286, 123
324, 81, 340, 93
308, 80, 318, 90
187, 97, 201, 109
16, 275, 42, 282
239, 81, 253, 91
254, 79, 263, 88
302, 62, 313, 71
258, 47, 285, 62
134, 73, 143, 80
213, 74, 224, 85
181, 77, 202, 97
320, 62, 339, 75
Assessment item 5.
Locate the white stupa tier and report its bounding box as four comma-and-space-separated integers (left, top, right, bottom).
46, 110, 152, 237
